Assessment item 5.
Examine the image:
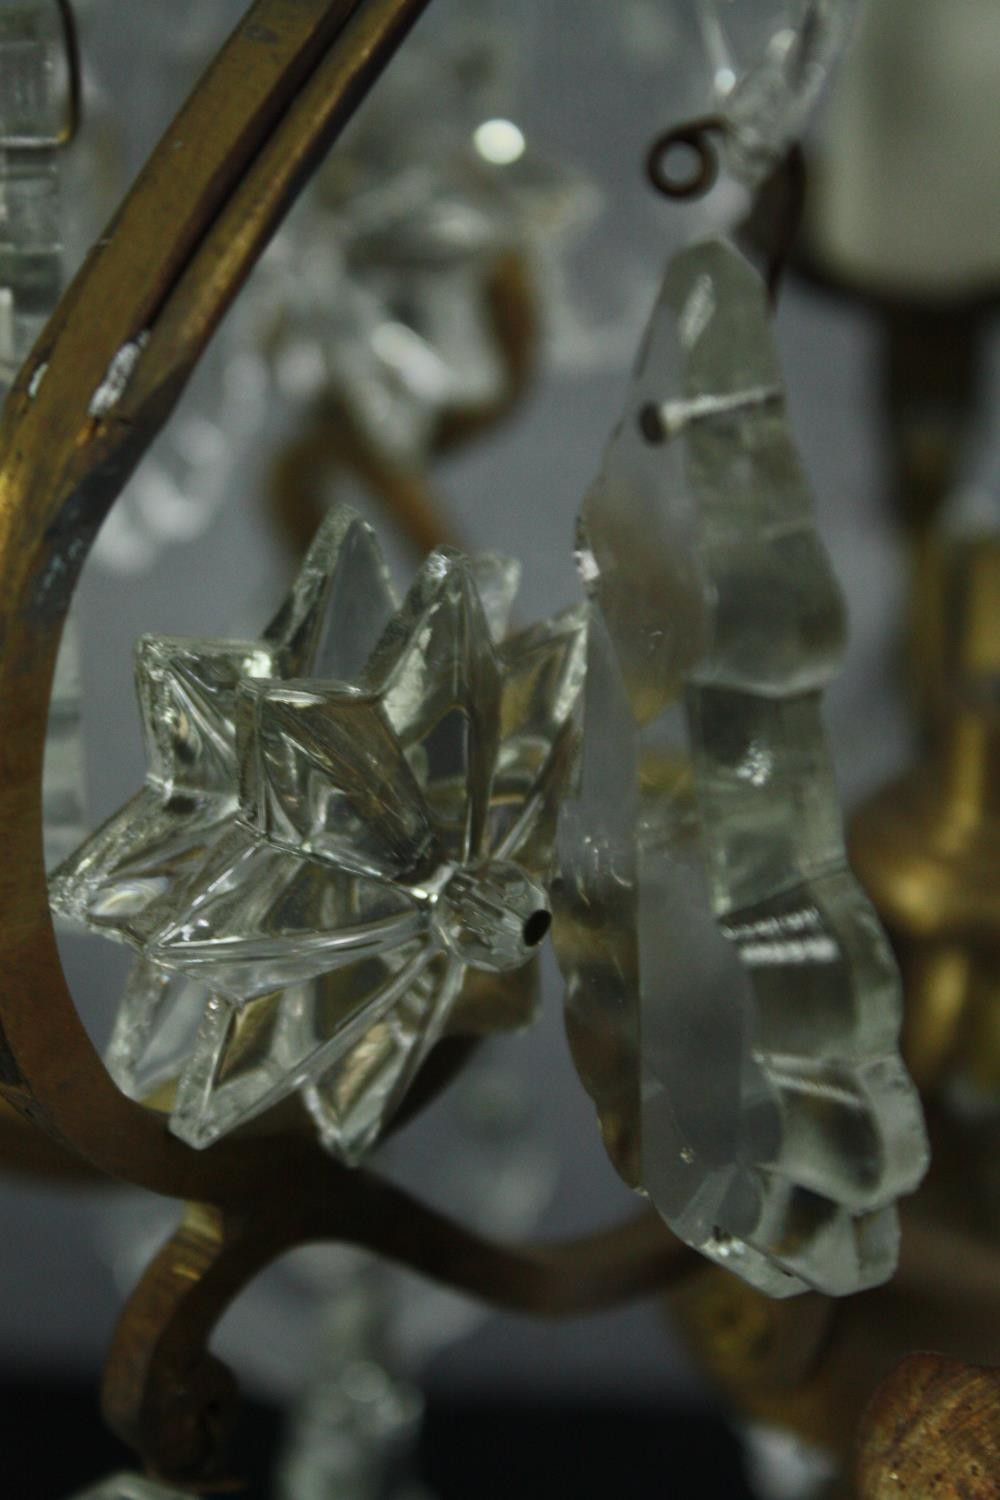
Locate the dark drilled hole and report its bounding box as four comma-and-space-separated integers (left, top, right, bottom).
638, 402, 667, 444
523, 910, 552, 948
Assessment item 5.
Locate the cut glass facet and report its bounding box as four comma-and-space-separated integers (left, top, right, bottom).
275, 1268, 425, 1500
696, 0, 858, 187
52, 508, 583, 1162
0, 1, 64, 384
555, 238, 927, 1297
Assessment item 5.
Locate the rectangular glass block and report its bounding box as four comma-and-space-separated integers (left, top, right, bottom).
0, 2, 66, 144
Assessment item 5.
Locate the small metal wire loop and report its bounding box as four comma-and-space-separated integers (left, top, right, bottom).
0, 0, 81, 149
646, 112, 808, 308
645, 115, 728, 201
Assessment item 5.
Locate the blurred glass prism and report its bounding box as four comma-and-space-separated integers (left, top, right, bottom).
89, 5, 598, 574
554, 237, 928, 1297
276, 1261, 426, 1500
253, 16, 596, 467
0, 2, 91, 878
70, 1478, 189, 1500
51, 507, 583, 1161
696, 0, 858, 187
0, 0, 65, 386
742, 1422, 838, 1500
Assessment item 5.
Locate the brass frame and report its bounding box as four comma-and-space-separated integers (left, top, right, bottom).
0, 0, 695, 1480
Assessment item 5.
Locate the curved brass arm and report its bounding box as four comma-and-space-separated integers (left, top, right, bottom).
104, 1202, 695, 1481
0, 0, 435, 1201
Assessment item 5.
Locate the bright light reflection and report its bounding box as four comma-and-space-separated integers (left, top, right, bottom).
473, 117, 526, 166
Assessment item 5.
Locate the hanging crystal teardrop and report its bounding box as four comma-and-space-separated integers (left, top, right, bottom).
555, 238, 928, 1298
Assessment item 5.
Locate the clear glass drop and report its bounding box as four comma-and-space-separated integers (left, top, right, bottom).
555, 238, 927, 1297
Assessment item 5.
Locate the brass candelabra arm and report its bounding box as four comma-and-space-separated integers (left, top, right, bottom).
0, 3, 703, 1482
666, 1172, 1000, 1497
0, 0, 435, 1202
103, 1200, 695, 1484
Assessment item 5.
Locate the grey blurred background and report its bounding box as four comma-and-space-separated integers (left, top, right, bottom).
6, 0, 990, 1420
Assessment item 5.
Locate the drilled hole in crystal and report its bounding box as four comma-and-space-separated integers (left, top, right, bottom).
522, 910, 551, 948
638, 402, 668, 445
436, 860, 550, 973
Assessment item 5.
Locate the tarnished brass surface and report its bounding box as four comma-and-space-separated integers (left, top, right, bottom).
669, 1193, 1000, 1490
0, 0, 701, 1478
104, 1201, 697, 1482
0, 1093, 99, 1182
857, 1353, 1000, 1498
851, 540, 1000, 1095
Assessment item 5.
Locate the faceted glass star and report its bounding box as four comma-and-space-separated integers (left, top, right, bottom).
51, 508, 584, 1162
554, 239, 928, 1298
249, 17, 596, 464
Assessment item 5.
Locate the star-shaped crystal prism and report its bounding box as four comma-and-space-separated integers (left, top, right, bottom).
251, 18, 597, 465
51, 508, 584, 1161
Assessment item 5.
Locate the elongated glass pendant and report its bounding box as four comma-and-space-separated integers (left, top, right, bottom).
555, 237, 928, 1297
